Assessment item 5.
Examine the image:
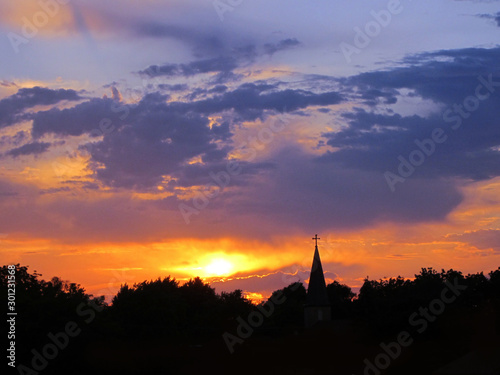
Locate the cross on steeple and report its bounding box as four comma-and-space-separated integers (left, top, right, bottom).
305, 233, 330, 327
312, 234, 320, 247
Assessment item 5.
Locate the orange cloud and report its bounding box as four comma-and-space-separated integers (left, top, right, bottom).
1, 1, 78, 37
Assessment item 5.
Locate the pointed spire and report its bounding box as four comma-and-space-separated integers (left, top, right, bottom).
305, 235, 330, 306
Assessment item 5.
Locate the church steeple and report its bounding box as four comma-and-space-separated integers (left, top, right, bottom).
304, 234, 331, 327
306, 235, 329, 306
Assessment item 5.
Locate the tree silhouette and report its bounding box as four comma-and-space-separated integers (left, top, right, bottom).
326, 280, 355, 318
0, 264, 105, 368
261, 282, 306, 329
219, 289, 254, 318
111, 276, 182, 337
110, 275, 253, 340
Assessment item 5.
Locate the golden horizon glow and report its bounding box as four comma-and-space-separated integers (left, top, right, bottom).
3, 230, 500, 303
1, 166, 499, 303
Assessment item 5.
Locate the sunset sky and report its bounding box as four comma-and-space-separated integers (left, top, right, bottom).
1, 0, 500, 302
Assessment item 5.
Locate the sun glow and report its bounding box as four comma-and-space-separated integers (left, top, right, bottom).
205, 258, 233, 276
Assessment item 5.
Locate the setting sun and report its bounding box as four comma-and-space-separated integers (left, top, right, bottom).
205, 258, 233, 276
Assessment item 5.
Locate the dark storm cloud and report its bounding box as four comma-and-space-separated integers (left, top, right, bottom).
172, 83, 343, 121
157, 84, 189, 92
28, 81, 341, 189
138, 39, 299, 83
26, 80, 342, 189
6, 141, 51, 157
87, 84, 329, 189
322, 104, 500, 181
317, 108, 331, 113
88, 114, 223, 188
263, 38, 300, 56
359, 88, 398, 106
0, 87, 81, 128
343, 47, 500, 105
139, 56, 239, 78
31, 97, 127, 138
324, 47, 500, 183
83, 91, 235, 189
208, 85, 228, 93
139, 56, 244, 84
478, 12, 500, 26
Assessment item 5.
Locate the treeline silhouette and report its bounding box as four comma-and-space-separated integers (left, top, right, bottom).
110, 276, 254, 339
2, 264, 499, 374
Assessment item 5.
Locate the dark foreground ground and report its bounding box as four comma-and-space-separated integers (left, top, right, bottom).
84, 324, 500, 375
14, 313, 500, 375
